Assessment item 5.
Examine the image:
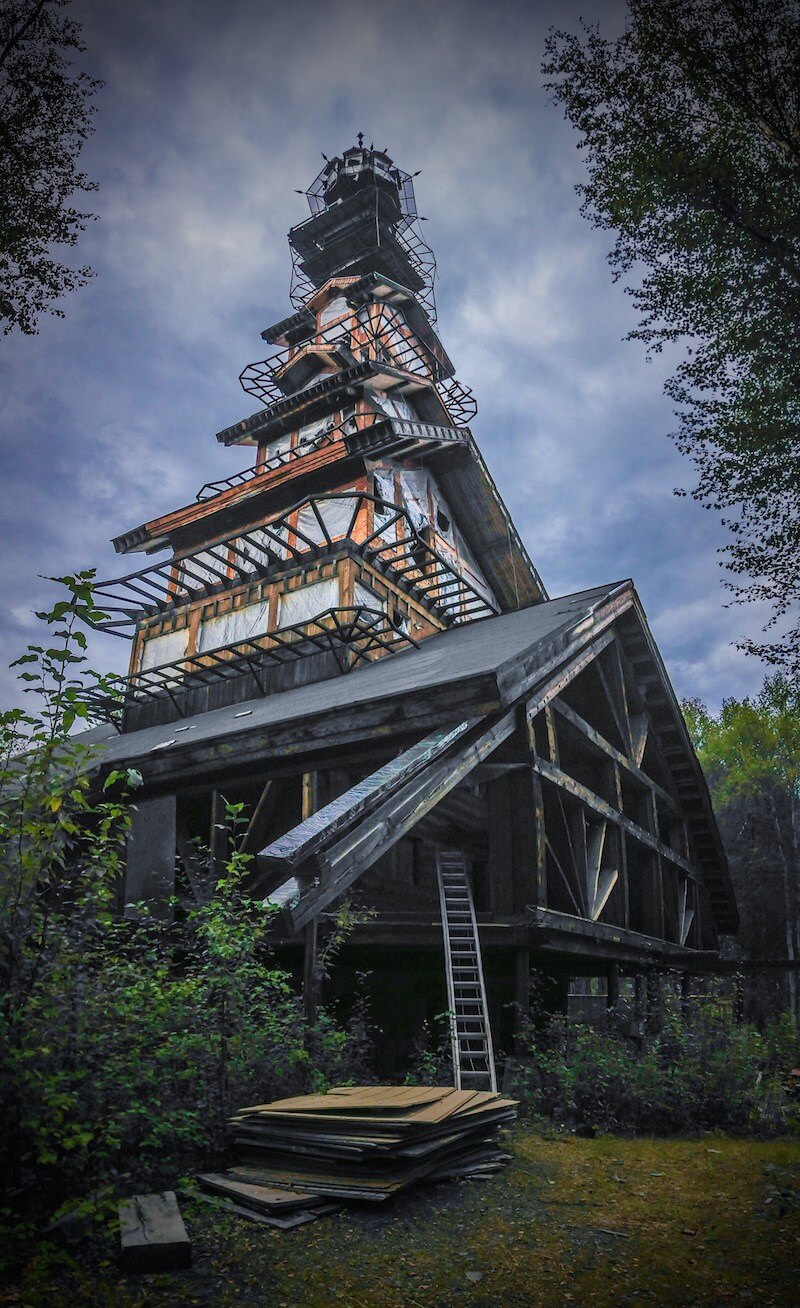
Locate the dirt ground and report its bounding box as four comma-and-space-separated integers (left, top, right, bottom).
6, 1128, 800, 1307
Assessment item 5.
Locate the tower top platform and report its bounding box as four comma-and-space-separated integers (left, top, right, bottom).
289, 141, 436, 318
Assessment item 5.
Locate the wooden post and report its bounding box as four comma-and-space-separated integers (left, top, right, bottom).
240, 779, 276, 854
302, 771, 320, 1026
681, 970, 691, 1021
633, 973, 644, 1037
515, 947, 530, 1022
303, 918, 319, 1026
209, 789, 227, 878
607, 961, 620, 1010
530, 773, 548, 908
124, 793, 177, 919
646, 971, 660, 1031
734, 971, 744, 1025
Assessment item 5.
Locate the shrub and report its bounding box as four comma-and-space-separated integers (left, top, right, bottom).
0, 577, 376, 1231
511, 993, 800, 1135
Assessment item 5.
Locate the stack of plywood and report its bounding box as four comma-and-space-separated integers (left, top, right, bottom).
201, 1085, 516, 1208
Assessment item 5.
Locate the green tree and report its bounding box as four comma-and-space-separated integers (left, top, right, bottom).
684, 677, 800, 1024
543, 0, 800, 679
0, 580, 375, 1220
0, 0, 101, 335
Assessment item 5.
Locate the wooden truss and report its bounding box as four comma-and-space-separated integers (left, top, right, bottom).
255, 621, 704, 953
527, 636, 700, 949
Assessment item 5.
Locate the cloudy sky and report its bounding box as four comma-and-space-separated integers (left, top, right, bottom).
0, 0, 771, 710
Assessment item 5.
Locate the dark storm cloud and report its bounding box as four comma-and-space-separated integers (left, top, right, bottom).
0, 0, 769, 707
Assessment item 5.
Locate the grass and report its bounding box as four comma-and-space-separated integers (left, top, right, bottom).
5, 1127, 799, 1306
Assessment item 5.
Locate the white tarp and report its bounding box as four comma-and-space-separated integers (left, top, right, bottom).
318, 295, 349, 328
140, 627, 190, 671
375, 391, 415, 422
262, 432, 292, 464
354, 581, 385, 613
239, 524, 290, 563
398, 469, 429, 531
372, 469, 396, 535
196, 597, 272, 653
180, 547, 228, 591
295, 494, 357, 544
295, 416, 332, 452
278, 577, 339, 628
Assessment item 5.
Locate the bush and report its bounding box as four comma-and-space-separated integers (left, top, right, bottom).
0, 577, 376, 1234
511, 994, 800, 1136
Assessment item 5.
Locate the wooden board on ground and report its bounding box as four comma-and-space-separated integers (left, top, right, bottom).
118, 1191, 191, 1273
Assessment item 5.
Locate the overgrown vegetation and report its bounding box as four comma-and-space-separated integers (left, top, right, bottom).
0, 579, 375, 1256
2, 578, 799, 1284
684, 676, 800, 1025
511, 992, 799, 1136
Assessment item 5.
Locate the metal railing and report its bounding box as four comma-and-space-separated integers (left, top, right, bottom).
89, 607, 420, 724
196, 415, 469, 504
87, 491, 498, 634
195, 412, 370, 501
238, 300, 451, 408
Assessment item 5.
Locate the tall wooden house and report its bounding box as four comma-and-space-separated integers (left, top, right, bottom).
84, 143, 737, 1086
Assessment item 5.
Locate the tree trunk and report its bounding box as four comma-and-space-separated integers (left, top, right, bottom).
768, 789, 799, 1025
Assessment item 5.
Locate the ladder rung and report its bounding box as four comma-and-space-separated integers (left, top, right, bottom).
437, 848, 496, 1094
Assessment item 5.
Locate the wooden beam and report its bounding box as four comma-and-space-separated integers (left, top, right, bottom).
531, 756, 699, 880
302, 771, 319, 1026
529, 906, 705, 964
544, 706, 560, 766
550, 696, 681, 817
279, 712, 517, 932
607, 961, 620, 1009
524, 630, 617, 729
118, 1192, 191, 1273
209, 789, 227, 878
258, 718, 477, 873
239, 779, 277, 854
530, 771, 547, 908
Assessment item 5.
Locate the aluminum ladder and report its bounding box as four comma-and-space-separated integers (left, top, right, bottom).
436, 847, 497, 1092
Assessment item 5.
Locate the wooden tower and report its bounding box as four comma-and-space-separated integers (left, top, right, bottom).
82, 143, 737, 1080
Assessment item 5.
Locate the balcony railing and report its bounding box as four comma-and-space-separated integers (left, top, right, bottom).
239, 299, 451, 408
195, 412, 366, 502
88, 607, 419, 726
196, 415, 470, 503
88, 491, 497, 634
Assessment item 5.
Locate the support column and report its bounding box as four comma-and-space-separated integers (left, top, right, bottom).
734, 972, 744, 1025
633, 973, 645, 1038
607, 961, 620, 1010
209, 789, 227, 878
124, 793, 176, 919
302, 771, 320, 1026
514, 946, 531, 1047
645, 970, 660, 1032
303, 919, 319, 1026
